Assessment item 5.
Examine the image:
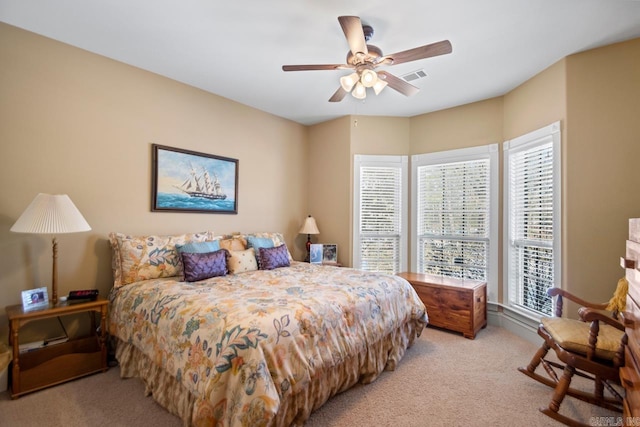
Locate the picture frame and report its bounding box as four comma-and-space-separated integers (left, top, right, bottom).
151, 144, 238, 214
21, 287, 49, 311
322, 244, 338, 264
310, 244, 323, 264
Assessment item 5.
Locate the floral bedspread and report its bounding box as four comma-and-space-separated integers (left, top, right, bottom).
109, 262, 427, 426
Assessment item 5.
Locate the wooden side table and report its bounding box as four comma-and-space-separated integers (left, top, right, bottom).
6, 298, 108, 398
398, 272, 487, 339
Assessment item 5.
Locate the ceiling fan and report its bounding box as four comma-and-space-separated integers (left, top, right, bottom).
282, 16, 452, 102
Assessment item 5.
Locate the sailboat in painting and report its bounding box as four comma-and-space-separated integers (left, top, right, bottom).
175, 164, 227, 200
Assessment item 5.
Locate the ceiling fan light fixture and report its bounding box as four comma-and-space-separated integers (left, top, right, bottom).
360, 69, 378, 88
340, 72, 359, 92
352, 82, 367, 99
373, 79, 388, 95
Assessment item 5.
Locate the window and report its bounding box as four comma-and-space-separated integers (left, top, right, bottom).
412, 144, 498, 300
504, 122, 561, 318
353, 155, 408, 274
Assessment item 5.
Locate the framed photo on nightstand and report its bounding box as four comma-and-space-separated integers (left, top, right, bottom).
310, 244, 323, 264
21, 287, 49, 311
322, 244, 338, 264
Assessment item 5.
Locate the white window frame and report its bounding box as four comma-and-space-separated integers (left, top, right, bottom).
503, 121, 562, 320
353, 155, 408, 273
411, 144, 499, 302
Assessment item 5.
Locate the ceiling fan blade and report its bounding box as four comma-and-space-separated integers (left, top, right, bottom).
386, 40, 452, 66
377, 71, 419, 97
338, 16, 368, 56
282, 64, 351, 71
329, 87, 348, 102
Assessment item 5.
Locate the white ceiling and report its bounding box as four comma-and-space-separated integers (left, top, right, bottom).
2, 0, 640, 126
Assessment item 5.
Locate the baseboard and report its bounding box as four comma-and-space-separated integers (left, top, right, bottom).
487, 303, 540, 344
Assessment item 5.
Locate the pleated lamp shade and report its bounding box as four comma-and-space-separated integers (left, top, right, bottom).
11, 193, 91, 305
11, 194, 91, 234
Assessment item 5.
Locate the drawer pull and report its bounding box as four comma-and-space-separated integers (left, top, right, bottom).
621, 257, 636, 269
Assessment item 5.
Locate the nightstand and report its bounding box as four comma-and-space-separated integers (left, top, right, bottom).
5, 298, 108, 398
321, 262, 342, 267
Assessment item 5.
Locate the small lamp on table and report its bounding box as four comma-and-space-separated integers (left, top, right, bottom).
299, 215, 320, 262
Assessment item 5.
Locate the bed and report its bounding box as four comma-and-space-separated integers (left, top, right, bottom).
108, 231, 427, 426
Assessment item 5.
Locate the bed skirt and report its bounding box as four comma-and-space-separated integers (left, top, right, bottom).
115, 319, 423, 427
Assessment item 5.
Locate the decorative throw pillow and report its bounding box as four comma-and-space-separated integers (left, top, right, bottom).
246, 232, 293, 261
176, 240, 221, 254
226, 248, 258, 274
257, 244, 291, 270
109, 231, 216, 288
181, 250, 228, 282
218, 235, 247, 251
245, 236, 275, 268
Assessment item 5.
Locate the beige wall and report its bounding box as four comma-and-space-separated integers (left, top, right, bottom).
563, 38, 640, 303
503, 60, 567, 140
307, 116, 351, 266
350, 115, 411, 156
0, 23, 309, 338
410, 97, 504, 155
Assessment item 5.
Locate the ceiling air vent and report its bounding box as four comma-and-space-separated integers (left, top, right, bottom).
402, 69, 428, 82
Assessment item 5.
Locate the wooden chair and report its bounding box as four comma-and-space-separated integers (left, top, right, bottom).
518, 288, 627, 426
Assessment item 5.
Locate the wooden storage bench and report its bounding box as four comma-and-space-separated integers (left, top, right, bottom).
397, 272, 487, 339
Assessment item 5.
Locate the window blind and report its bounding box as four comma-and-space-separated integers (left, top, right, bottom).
508, 141, 554, 315
505, 122, 560, 318
353, 156, 407, 274
359, 166, 402, 273
417, 159, 490, 280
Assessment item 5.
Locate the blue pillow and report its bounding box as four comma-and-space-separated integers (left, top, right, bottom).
246, 237, 274, 267
176, 240, 221, 253
246, 236, 274, 251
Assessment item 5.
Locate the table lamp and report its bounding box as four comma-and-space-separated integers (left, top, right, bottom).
11, 193, 91, 305
299, 215, 320, 262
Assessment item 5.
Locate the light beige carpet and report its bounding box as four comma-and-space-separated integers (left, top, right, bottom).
0, 325, 622, 426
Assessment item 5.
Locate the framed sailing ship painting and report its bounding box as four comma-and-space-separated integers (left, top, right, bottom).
151, 144, 238, 214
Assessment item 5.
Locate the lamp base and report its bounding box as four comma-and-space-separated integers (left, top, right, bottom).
51, 237, 58, 305
305, 235, 312, 262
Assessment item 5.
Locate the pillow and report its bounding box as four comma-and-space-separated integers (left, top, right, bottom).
257, 244, 291, 270
176, 240, 221, 254
218, 235, 247, 251
245, 236, 275, 268
226, 248, 258, 274
109, 231, 216, 288
246, 232, 293, 261
181, 250, 228, 282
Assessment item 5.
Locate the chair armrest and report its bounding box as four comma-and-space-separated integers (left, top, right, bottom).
548, 288, 609, 317
578, 307, 625, 331
578, 307, 626, 362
